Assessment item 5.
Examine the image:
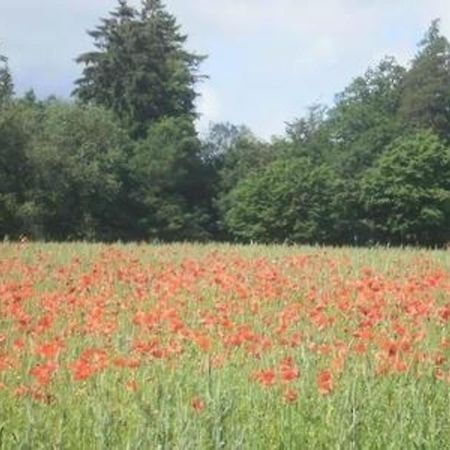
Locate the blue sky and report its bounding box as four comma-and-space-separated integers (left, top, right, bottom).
1, 0, 450, 139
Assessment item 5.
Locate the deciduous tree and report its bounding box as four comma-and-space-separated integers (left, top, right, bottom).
400, 20, 450, 141
361, 131, 450, 245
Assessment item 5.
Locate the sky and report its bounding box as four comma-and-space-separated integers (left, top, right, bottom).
1, 1, 450, 139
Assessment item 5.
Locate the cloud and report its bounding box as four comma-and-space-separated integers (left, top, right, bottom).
3, 0, 450, 137
166, 0, 450, 138
171, 0, 401, 38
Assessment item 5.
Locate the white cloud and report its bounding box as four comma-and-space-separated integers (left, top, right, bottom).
171, 0, 397, 37
4, 0, 450, 137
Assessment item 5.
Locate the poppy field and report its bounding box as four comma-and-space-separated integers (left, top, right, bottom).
1, 243, 450, 449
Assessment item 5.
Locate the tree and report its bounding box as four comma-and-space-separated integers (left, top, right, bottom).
285, 58, 407, 244
200, 122, 253, 162
128, 117, 210, 241
213, 130, 283, 237
0, 102, 38, 238
399, 20, 450, 141
328, 57, 406, 176
224, 157, 343, 244
27, 102, 129, 241
217, 132, 275, 194
196, 122, 255, 239
361, 131, 450, 246
74, 0, 205, 137
0, 47, 13, 105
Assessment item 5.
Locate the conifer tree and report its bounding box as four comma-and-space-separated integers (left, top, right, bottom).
74, 0, 205, 137
0, 48, 14, 104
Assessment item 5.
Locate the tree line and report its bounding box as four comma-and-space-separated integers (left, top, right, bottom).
2, 0, 450, 246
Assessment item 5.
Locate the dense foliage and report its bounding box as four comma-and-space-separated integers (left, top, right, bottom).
2, 4, 450, 246
224, 158, 343, 245
361, 131, 450, 246
74, 0, 205, 138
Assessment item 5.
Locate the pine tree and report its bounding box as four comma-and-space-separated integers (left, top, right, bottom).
0, 48, 14, 104
74, 0, 205, 137
399, 19, 450, 141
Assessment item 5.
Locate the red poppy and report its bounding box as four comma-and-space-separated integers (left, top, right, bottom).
317, 370, 334, 395
192, 396, 206, 412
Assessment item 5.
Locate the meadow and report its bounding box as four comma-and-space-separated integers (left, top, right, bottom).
1, 243, 450, 449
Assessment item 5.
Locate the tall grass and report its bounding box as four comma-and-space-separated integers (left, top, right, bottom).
0, 243, 450, 449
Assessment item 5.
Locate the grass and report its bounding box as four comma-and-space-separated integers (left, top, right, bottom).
0, 242, 450, 449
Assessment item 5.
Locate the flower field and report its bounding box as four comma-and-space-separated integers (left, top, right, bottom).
1, 243, 450, 449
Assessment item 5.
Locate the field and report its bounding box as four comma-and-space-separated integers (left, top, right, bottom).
1, 243, 450, 449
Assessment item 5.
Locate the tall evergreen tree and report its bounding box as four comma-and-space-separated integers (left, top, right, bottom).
399, 20, 450, 141
0, 47, 14, 104
74, 0, 205, 137
74, 1, 135, 111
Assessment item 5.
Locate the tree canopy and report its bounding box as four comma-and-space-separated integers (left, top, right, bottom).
361, 131, 450, 246
2, 11, 450, 246
0, 47, 13, 105
225, 158, 344, 244
74, 0, 205, 137
400, 19, 450, 141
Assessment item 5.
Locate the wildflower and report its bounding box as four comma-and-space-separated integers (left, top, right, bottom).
72, 359, 94, 381
113, 357, 141, 369
36, 340, 66, 360
126, 379, 139, 392
253, 369, 277, 387
72, 348, 109, 381
15, 385, 29, 398
284, 388, 299, 404
317, 370, 334, 395
13, 338, 26, 352
280, 357, 300, 383
192, 396, 206, 412
30, 388, 54, 404
30, 362, 58, 386
193, 333, 212, 352
354, 342, 367, 354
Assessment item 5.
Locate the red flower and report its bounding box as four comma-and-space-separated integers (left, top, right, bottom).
15, 385, 29, 398
253, 369, 277, 387
30, 362, 58, 386
126, 379, 139, 392
72, 359, 94, 381
284, 388, 299, 404
36, 340, 66, 360
72, 348, 109, 381
192, 396, 206, 412
280, 357, 300, 383
317, 370, 334, 395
